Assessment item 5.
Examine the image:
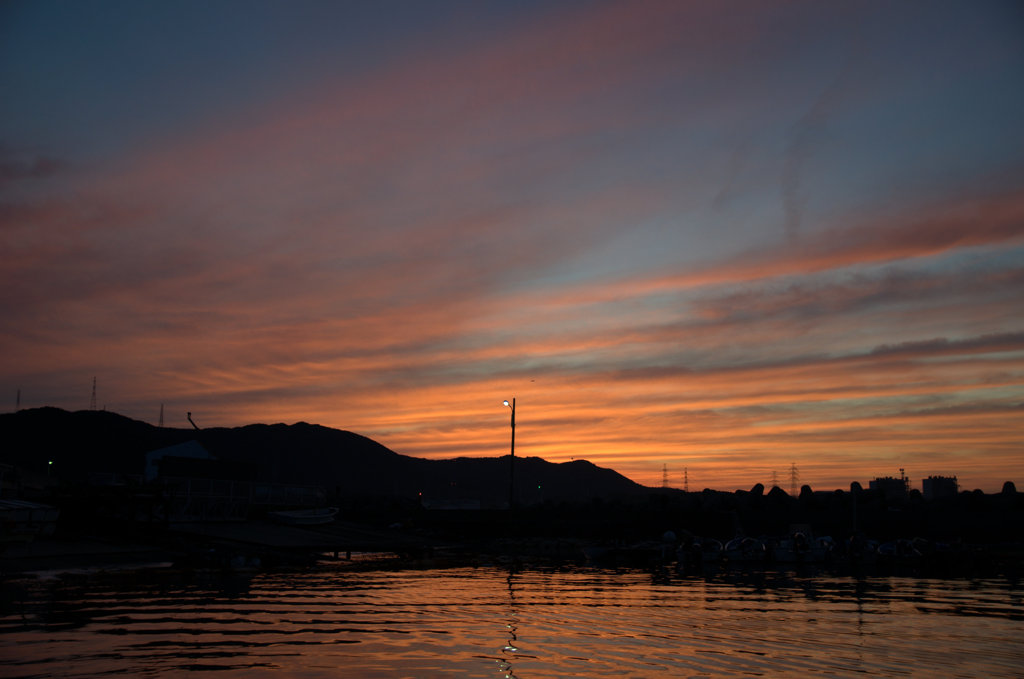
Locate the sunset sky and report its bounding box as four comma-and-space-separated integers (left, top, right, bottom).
2, 1, 1023, 492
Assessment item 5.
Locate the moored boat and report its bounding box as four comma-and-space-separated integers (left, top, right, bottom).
724, 536, 767, 563
772, 532, 834, 563
267, 506, 338, 525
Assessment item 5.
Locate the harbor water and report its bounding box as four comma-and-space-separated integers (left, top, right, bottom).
2, 562, 1022, 677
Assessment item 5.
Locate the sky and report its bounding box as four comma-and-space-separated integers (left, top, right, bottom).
2, 1, 1023, 493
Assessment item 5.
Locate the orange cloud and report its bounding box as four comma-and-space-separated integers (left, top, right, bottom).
3, 2, 1022, 494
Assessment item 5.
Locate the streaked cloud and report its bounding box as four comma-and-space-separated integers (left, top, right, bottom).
1, 1, 1022, 492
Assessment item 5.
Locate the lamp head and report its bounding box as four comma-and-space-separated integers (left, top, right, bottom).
503, 400, 510, 407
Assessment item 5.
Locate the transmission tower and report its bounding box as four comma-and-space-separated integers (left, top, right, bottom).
662, 463, 669, 489
771, 470, 779, 488
90, 377, 97, 410
683, 467, 689, 493
159, 403, 164, 427
789, 463, 800, 496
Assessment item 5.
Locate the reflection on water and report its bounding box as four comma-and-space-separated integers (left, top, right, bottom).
500, 569, 520, 678
2, 564, 1022, 678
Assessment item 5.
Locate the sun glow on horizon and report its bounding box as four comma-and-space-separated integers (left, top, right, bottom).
2, 2, 1023, 494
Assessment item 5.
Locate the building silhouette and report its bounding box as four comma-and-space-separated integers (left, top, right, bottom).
869, 471, 909, 500
922, 475, 958, 500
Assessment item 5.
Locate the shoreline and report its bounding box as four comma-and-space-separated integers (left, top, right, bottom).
4, 528, 1021, 581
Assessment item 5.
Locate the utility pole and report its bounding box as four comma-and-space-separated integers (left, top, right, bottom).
503, 398, 515, 509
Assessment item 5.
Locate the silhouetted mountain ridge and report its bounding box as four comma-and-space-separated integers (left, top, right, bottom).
1, 408, 646, 504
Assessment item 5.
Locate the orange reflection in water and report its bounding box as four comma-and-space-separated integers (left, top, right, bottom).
3, 566, 1023, 678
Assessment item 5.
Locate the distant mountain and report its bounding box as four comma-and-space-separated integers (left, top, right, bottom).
0, 408, 647, 505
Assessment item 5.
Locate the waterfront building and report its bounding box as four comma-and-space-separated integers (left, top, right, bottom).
922, 475, 959, 500
869, 473, 909, 500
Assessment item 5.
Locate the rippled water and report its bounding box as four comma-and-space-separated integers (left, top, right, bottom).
2, 562, 1023, 677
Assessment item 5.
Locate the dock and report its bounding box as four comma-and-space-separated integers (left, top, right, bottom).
1, 520, 438, 575
167, 519, 436, 563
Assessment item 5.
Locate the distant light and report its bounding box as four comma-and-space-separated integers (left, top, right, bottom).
48, 460, 53, 465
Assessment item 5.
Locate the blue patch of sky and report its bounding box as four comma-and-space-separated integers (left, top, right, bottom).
0, 0, 545, 161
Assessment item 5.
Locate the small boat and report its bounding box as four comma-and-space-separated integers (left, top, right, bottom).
877, 538, 923, 561
267, 506, 338, 525
724, 537, 767, 563
696, 537, 724, 563
772, 532, 833, 563
846, 535, 879, 563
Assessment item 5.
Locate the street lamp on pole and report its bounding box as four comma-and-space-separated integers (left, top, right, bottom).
503, 398, 515, 509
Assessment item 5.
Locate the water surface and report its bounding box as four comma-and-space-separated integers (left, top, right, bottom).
2, 563, 1022, 677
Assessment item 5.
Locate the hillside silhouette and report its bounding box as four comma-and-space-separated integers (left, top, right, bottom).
2, 408, 1022, 576
0, 407, 646, 506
